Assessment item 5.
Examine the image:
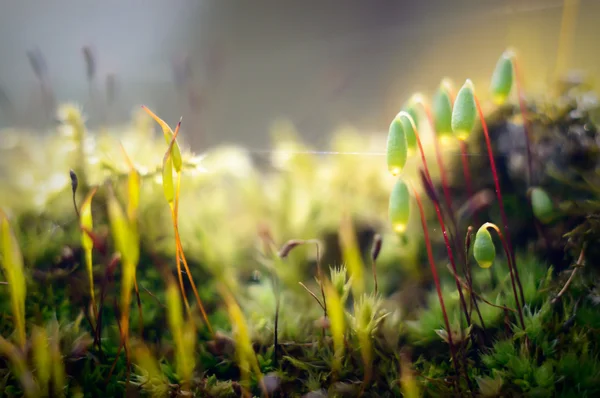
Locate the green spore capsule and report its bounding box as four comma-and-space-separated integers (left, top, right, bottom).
530, 187, 554, 224
432, 84, 453, 138
389, 179, 410, 234
451, 79, 477, 141
399, 112, 417, 155
490, 50, 515, 105
386, 118, 408, 176
474, 225, 496, 269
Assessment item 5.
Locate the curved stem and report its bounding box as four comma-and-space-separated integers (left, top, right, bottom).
412, 184, 461, 391
482, 223, 525, 329
174, 221, 214, 336
400, 112, 471, 326
170, 205, 192, 314
474, 96, 526, 306
512, 57, 533, 185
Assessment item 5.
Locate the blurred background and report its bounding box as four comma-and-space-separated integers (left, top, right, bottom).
0, 0, 597, 151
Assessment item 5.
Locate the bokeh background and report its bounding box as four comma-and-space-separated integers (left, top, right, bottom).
0, 0, 597, 150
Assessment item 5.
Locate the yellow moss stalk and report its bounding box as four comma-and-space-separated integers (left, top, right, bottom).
79, 187, 98, 321
32, 326, 51, 395
0, 335, 38, 398
120, 144, 144, 335
165, 278, 196, 389
49, 319, 66, 398
219, 284, 264, 396
399, 352, 421, 398
106, 185, 138, 351
0, 209, 26, 350
339, 213, 365, 297
150, 109, 213, 335
323, 279, 345, 375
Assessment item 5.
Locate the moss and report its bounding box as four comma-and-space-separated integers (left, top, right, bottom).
2, 50, 600, 397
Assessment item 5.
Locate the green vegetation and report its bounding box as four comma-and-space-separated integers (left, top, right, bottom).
1, 49, 600, 397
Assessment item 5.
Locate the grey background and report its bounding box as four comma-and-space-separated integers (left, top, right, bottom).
0, 0, 598, 151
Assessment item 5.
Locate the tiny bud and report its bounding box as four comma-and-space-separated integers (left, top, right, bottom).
371, 234, 382, 262
465, 226, 473, 252
69, 169, 78, 193
278, 239, 305, 258
82, 46, 96, 81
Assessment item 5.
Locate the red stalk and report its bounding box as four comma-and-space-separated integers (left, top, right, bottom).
402, 113, 471, 325
418, 102, 456, 222
412, 185, 461, 389
473, 96, 526, 306
482, 223, 525, 329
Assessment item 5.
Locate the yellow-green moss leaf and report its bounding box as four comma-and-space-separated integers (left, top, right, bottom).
0, 211, 26, 349
32, 326, 51, 392
323, 280, 345, 373
142, 106, 183, 172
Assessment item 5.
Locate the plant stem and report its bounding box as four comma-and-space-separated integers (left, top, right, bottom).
403, 113, 471, 326
474, 96, 526, 306
170, 205, 192, 314
552, 245, 585, 304
412, 185, 462, 393
512, 57, 533, 185
415, 101, 457, 229
482, 223, 525, 329
463, 227, 486, 330
170, 167, 214, 336
459, 140, 479, 224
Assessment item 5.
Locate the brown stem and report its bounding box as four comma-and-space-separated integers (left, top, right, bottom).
133, 278, 144, 336
474, 96, 526, 307
551, 246, 585, 304
298, 282, 326, 311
